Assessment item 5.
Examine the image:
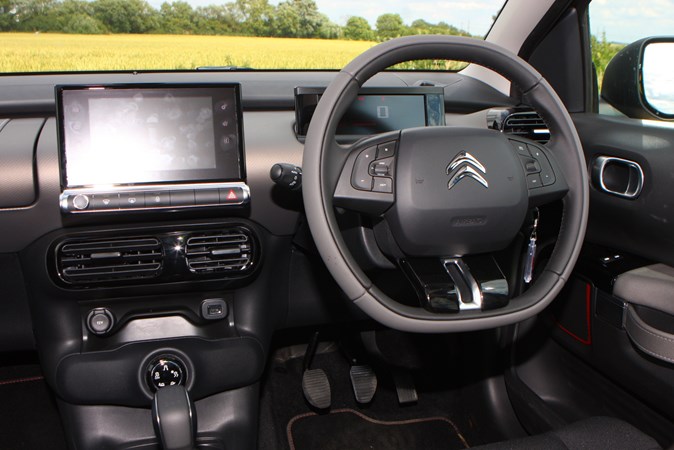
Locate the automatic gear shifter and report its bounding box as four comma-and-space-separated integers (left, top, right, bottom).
152, 385, 196, 450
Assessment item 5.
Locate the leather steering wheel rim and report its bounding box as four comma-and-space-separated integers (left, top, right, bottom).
302, 35, 589, 333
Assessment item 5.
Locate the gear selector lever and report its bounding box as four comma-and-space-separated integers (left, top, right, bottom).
152, 385, 196, 450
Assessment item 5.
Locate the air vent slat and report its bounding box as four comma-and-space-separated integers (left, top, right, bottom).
498, 111, 550, 144
63, 263, 162, 277
56, 236, 163, 285
184, 229, 253, 274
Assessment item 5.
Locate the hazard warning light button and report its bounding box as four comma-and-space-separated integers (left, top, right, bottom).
219, 187, 245, 204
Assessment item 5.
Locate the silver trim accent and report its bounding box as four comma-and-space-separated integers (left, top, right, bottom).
594, 156, 644, 199
185, 387, 195, 445
448, 165, 489, 190
442, 258, 483, 311
447, 152, 487, 174
60, 182, 250, 213
446, 151, 488, 189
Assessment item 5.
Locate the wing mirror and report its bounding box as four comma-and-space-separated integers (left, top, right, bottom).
601, 37, 674, 120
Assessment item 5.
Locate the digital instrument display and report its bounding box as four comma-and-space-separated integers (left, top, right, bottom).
295, 87, 445, 139
57, 83, 245, 188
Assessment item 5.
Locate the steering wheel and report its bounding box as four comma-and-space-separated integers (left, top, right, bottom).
302, 36, 588, 333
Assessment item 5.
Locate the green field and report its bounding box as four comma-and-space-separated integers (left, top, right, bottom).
0, 32, 379, 72
1, 32, 621, 84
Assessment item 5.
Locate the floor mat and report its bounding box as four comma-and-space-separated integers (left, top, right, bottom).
287, 408, 469, 450
258, 338, 511, 450
0, 359, 68, 450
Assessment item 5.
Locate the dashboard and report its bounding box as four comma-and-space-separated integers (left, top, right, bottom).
0, 69, 515, 449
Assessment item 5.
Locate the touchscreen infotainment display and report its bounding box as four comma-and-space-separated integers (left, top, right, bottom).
57, 84, 244, 188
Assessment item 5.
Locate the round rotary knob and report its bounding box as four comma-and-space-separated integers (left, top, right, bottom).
147, 356, 187, 391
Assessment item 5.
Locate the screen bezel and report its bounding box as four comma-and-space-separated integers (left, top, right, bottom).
294, 86, 446, 141
56, 82, 246, 190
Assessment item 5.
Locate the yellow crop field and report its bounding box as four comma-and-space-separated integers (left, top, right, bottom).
0, 33, 378, 72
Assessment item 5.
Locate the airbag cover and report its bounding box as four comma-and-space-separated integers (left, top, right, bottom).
386, 127, 528, 256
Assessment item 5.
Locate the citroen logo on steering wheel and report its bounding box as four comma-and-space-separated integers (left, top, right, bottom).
446, 151, 489, 190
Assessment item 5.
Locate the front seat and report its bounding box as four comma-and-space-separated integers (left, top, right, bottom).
475, 416, 661, 449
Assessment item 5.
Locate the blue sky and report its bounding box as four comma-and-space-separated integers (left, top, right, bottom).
590, 0, 674, 44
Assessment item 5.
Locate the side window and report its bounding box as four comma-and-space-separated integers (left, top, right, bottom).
589, 0, 674, 120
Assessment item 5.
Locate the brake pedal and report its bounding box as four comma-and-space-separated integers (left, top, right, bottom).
302, 369, 331, 409
349, 365, 377, 404
301, 332, 331, 410
393, 369, 418, 405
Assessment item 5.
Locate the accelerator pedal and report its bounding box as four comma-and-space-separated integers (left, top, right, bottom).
349, 365, 377, 404
392, 369, 418, 405
301, 331, 331, 410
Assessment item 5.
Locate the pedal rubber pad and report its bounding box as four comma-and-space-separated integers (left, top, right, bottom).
393, 369, 418, 405
349, 365, 377, 404
302, 369, 331, 410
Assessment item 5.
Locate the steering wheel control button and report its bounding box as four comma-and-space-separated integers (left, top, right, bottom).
170, 190, 196, 206
510, 140, 531, 156
540, 169, 555, 186
90, 193, 120, 210
351, 147, 377, 191
527, 144, 544, 160
72, 194, 90, 211
528, 147, 556, 186
519, 156, 541, 174
376, 141, 397, 159
370, 161, 390, 176
86, 308, 114, 335
372, 177, 393, 193
527, 174, 543, 189
148, 357, 186, 391
201, 298, 228, 320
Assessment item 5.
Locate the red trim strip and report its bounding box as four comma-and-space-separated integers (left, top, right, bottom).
556, 283, 592, 346
0, 375, 44, 386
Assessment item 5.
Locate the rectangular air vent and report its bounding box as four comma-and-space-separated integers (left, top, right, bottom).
502, 111, 550, 143
488, 109, 550, 144
185, 229, 253, 274
56, 237, 163, 285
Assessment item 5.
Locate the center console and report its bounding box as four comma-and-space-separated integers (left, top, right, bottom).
19, 83, 288, 450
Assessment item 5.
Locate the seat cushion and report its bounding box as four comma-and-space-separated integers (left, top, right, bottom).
473, 416, 661, 450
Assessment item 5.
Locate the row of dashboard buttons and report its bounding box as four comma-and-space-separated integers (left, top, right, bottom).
510, 140, 556, 189
69, 187, 245, 212
351, 141, 397, 193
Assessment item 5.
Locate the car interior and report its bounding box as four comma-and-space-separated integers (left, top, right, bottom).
1, 0, 674, 448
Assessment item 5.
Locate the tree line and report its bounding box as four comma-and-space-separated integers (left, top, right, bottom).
0, 0, 473, 40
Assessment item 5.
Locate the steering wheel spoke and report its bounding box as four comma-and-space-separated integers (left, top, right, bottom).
399, 255, 510, 314
511, 138, 570, 207
333, 132, 399, 215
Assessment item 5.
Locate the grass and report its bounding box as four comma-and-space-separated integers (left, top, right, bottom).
0, 32, 379, 72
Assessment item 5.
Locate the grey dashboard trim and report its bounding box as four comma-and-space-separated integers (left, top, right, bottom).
0, 71, 512, 115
